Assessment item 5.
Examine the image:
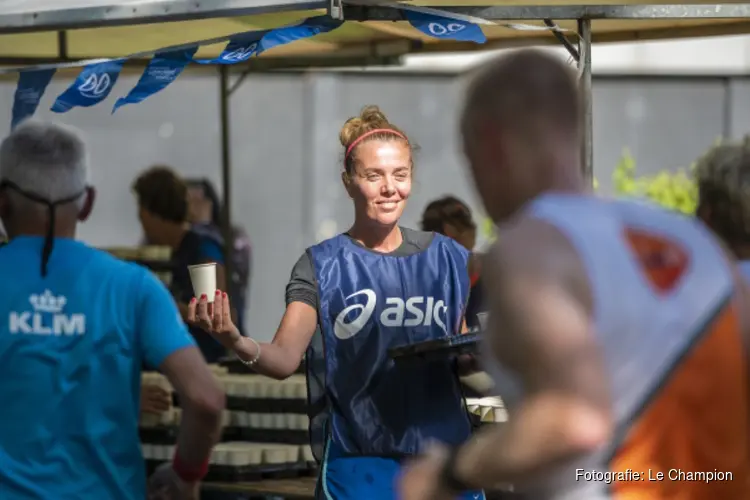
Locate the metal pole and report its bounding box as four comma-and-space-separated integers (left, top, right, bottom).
722, 76, 732, 139
218, 65, 234, 295
302, 73, 316, 245
577, 19, 593, 184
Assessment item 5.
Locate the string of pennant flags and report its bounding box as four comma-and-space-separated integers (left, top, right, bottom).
9, 5, 569, 128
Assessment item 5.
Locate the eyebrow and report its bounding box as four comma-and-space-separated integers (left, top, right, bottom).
360, 165, 410, 174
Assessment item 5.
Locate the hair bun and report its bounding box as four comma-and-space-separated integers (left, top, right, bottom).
339, 105, 391, 149
359, 105, 389, 127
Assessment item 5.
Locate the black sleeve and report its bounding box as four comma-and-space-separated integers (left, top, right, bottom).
285, 252, 318, 310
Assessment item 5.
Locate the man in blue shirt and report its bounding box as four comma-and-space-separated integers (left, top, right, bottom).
133, 167, 229, 363
0, 121, 225, 500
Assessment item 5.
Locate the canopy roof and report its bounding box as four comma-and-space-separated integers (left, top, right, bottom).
0, 1, 749, 63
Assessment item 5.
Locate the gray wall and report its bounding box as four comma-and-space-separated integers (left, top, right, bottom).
0, 70, 745, 340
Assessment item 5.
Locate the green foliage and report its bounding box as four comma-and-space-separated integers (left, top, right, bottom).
477, 148, 699, 243
610, 149, 698, 215
480, 217, 496, 244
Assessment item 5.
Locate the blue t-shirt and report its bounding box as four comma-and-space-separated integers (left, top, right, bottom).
197, 237, 224, 263
0, 236, 196, 500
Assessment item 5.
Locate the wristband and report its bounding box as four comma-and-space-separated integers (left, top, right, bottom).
439, 445, 474, 493
172, 448, 209, 483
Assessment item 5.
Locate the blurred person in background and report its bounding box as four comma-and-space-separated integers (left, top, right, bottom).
0, 121, 224, 500
421, 196, 490, 403
420, 195, 486, 331
694, 136, 750, 278
188, 105, 484, 500
132, 166, 229, 363
185, 178, 252, 336
399, 49, 750, 500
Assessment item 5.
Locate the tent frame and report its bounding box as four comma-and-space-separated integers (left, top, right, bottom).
2, 2, 749, 278
213, 4, 750, 278
2, 3, 750, 32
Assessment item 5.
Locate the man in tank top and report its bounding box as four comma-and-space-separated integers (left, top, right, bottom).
694, 137, 750, 279
399, 49, 750, 500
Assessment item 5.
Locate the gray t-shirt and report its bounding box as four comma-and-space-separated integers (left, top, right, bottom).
285, 227, 436, 310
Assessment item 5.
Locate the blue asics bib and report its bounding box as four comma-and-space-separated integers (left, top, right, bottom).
306, 232, 472, 460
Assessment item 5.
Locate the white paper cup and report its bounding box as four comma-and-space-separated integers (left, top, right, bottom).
188, 263, 217, 302
476, 312, 489, 330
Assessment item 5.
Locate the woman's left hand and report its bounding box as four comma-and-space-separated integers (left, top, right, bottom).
398, 444, 454, 500
141, 384, 171, 415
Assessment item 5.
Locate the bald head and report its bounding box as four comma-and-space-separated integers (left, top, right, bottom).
461, 49, 580, 143
460, 49, 585, 223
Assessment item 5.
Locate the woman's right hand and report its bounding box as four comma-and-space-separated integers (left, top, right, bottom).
187, 290, 242, 349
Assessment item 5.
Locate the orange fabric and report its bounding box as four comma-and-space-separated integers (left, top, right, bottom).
609, 305, 750, 499
623, 228, 689, 294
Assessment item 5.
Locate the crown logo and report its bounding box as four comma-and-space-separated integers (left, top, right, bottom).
29, 290, 66, 314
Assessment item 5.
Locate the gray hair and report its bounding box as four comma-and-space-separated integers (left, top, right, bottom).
0, 120, 89, 203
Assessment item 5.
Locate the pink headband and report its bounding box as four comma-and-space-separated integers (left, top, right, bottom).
345, 129, 408, 159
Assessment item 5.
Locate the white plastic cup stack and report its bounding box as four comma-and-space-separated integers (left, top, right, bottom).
188, 263, 217, 302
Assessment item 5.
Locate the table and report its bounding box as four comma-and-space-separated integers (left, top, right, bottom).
203, 477, 316, 499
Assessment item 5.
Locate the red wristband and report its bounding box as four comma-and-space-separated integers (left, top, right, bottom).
469, 271, 480, 288
172, 448, 210, 483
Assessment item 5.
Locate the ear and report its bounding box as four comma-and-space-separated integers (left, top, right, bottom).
78, 186, 96, 222
476, 119, 503, 158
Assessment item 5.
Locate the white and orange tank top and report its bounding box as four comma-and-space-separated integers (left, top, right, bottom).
741, 261, 750, 281
484, 193, 750, 499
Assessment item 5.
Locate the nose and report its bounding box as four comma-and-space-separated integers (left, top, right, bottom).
381, 176, 396, 196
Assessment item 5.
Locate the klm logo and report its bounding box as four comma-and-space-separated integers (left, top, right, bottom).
334, 289, 448, 340
9, 290, 86, 336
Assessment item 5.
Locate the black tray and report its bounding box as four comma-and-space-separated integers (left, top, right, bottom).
140, 426, 243, 444
225, 396, 307, 414
206, 462, 316, 482
237, 428, 309, 445
389, 332, 482, 360
145, 459, 317, 482
140, 427, 308, 446
171, 394, 306, 414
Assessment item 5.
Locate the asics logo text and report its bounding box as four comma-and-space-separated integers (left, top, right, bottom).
333, 289, 448, 340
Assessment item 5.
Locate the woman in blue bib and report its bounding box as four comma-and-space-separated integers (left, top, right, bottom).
189, 105, 483, 500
